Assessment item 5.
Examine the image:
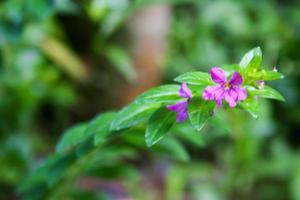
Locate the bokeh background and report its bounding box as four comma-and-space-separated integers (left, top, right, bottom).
0, 0, 300, 199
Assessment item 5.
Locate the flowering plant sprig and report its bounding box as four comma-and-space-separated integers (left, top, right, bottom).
19, 47, 285, 200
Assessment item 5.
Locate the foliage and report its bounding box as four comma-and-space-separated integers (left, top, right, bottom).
18, 48, 285, 199
0, 0, 300, 199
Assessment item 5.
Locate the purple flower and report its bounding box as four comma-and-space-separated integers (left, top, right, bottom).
166, 83, 192, 122
203, 67, 247, 108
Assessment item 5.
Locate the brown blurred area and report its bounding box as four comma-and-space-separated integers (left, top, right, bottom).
118, 5, 171, 106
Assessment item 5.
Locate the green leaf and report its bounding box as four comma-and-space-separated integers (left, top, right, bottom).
39, 36, 87, 82
106, 46, 137, 82
18, 168, 48, 199
239, 47, 262, 70
188, 98, 215, 131
207, 115, 231, 134
84, 112, 117, 145
100, 0, 129, 35
87, 0, 108, 21
135, 84, 181, 104
145, 107, 176, 147
249, 86, 285, 101
88, 165, 139, 179
76, 136, 95, 157
174, 72, 213, 86
111, 102, 159, 131
156, 137, 190, 162
239, 98, 259, 119
56, 123, 88, 153
261, 70, 284, 81
173, 123, 205, 147
47, 152, 76, 187
19, 182, 48, 200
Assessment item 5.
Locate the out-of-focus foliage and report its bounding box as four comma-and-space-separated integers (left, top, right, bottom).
0, 0, 299, 199
17, 47, 285, 200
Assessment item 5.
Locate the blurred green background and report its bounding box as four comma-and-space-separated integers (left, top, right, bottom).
0, 0, 299, 199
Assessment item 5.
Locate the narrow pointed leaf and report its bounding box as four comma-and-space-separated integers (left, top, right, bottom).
261, 70, 284, 81
249, 86, 285, 101
155, 137, 190, 162
84, 112, 117, 145
208, 116, 231, 134
239, 98, 259, 119
47, 152, 76, 187
174, 72, 213, 86
239, 47, 262, 70
135, 84, 181, 104
56, 123, 88, 153
145, 107, 176, 147
188, 98, 215, 131
173, 124, 205, 147
106, 46, 137, 82
111, 103, 159, 131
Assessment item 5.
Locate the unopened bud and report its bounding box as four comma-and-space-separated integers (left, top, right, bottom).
256, 80, 265, 89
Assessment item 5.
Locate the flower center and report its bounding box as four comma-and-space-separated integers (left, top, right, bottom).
224, 82, 231, 90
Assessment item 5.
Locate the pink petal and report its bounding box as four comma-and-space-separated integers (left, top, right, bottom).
210, 67, 226, 84
179, 83, 192, 99
224, 90, 238, 108
203, 86, 217, 100
229, 72, 243, 86
237, 87, 247, 100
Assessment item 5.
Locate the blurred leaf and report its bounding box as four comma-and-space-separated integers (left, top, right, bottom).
19, 182, 48, 200
87, 0, 108, 21
249, 86, 285, 101
261, 70, 284, 81
76, 136, 95, 157
188, 98, 214, 131
18, 160, 50, 196
133, 0, 190, 9
53, 0, 78, 13
39, 36, 87, 81
207, 115, 231, 134
20, 151, 77, 197
166, 165, 186, 200
135, 84, 181, 105
111, 102, 159, 131
145, 107, 176, 147
291, 168, 300, 200
82, 146, 138, 169
173, 123, 205, 147
174, 72, 213, 86
56, 123, 88, 153
100, 0, 129, 35
156, 137, 190, 162
239, 47, 262, 70
47, 152, 76, 187
87, 112, 117, 145
106, 46, 137, 82
88, 164, 138, 179
239, 98, 259, 119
